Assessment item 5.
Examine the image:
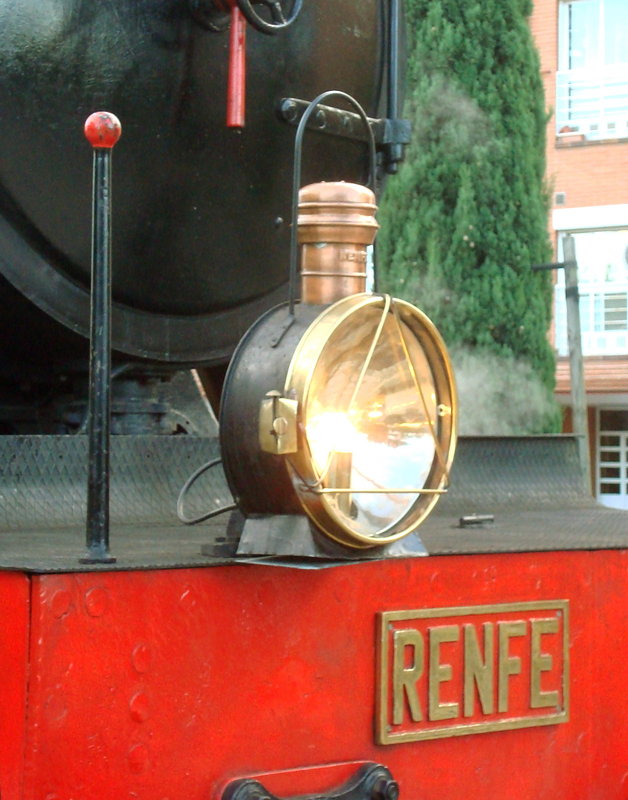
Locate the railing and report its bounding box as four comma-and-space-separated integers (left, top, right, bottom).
554, 280, 628, 356
555, 67, 628, 139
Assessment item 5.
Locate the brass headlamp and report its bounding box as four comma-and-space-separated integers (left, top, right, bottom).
219, 180, 457, 550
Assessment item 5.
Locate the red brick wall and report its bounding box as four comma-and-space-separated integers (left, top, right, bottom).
550, 140, 628, 209
530, 0, 628, 212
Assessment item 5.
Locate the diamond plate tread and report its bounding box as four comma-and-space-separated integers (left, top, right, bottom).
0, 435, 231, 530
421, 506, 628, 554
422, 436, 628, 553
0, 522, 234, 573
0, 435, 625, 571
435, 435, 589, 511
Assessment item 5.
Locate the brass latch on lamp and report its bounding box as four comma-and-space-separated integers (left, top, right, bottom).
259, 390, 298, 455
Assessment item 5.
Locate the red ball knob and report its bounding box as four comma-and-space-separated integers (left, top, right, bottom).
84, 112, 122, 149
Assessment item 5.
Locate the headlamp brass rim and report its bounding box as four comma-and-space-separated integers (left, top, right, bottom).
303, 487, 448, 495
283, 293, 457, 549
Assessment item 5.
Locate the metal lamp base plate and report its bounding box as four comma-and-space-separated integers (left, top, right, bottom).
228, 513, 428, 564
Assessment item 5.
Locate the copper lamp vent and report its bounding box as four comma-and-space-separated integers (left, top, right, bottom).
297, 181, 379, 305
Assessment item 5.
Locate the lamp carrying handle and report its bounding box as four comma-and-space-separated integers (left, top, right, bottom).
288, 91, 377, 315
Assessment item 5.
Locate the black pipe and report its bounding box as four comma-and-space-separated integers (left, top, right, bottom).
387, 0, 400, 122
384, 0, 403, 173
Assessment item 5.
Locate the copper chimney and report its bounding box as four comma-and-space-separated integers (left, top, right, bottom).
297, 181, 379, 305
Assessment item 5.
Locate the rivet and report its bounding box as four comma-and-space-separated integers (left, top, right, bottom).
282, 99, 298, 122
51, 590, 72, 618
128, 743, 150, 774
131, 643, 153, 674
129, 691, 151, 723
179, 587, 197, 612
44, 692, 67, 724
85, 587, 108, 617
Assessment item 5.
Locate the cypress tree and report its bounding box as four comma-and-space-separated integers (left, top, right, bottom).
378, 0, 559, 433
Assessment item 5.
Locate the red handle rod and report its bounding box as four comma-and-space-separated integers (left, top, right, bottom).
227, 5, 247, 128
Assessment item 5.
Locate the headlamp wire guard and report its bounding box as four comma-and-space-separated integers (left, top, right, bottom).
281, 293, 457, 549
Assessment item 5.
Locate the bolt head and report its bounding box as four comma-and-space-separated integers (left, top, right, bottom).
373, 778, 400, 800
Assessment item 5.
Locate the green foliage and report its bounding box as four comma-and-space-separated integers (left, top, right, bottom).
378, 0, 559, 431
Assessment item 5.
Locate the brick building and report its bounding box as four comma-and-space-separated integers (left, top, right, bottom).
530, 0, 628, 508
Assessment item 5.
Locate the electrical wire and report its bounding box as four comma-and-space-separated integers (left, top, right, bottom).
177, 457, 236, 525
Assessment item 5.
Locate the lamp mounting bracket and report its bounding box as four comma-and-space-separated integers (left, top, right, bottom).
277, 98, 410, 172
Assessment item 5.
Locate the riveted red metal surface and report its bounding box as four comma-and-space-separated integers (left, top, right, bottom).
0, 572, 30, 799
7, 550, 628, 799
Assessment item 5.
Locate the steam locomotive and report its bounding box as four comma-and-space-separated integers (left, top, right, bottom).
0, 2, 626, 798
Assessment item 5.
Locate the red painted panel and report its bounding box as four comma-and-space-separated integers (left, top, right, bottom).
0, 572, 30, 800
19, 550, 628, 800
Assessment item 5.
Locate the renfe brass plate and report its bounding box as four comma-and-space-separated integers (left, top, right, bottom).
376, 601, 569, 744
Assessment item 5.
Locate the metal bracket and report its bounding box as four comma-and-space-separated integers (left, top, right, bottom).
530, 261, 577, 271
277, 98, 410, 170
222, 764, 399, 800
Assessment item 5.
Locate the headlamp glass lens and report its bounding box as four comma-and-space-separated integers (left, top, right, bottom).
304, 304, 438, 537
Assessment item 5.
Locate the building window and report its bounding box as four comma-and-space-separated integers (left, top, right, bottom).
554, 229, 628, 356
597, 408, 628, 509
557, 0, 628, 139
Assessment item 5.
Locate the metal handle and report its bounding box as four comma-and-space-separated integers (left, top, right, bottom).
227, 4, 247, 127
288, 91, 377, 315
222, 763, 399, 800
